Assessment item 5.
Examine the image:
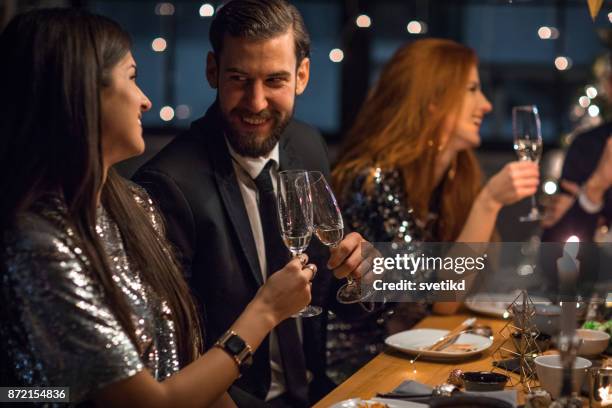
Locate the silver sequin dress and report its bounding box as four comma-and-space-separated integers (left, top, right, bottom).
1, 183, 180, 405
343, 167, 439, 244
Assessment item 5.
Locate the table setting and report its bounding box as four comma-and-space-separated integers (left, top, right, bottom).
317, 292, 612, 408
316, 298, 612, 408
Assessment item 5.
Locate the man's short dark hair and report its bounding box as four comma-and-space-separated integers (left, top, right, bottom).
210, 0, 310, 64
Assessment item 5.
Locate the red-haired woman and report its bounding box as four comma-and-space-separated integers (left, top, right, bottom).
332, 38, 539, 319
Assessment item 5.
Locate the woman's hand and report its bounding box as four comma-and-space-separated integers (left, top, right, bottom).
480, 161, 540, 209
252, 255, 315, 326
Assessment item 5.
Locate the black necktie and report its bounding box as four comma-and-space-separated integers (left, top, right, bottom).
253, 161, 309, 406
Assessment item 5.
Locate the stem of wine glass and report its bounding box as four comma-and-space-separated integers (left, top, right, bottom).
530, 195, 537, 212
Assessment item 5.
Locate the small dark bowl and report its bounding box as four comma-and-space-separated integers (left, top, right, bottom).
461, 371, 509, 391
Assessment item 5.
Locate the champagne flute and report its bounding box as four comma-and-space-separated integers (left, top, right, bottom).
513, 105, 543, 222
277, 170, 322, 317
309, 171, 373, 304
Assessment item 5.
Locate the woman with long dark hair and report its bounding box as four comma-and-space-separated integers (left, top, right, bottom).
332, 39, 539, 320
0, 8, 313, 407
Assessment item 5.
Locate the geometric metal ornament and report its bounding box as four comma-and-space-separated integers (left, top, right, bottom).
491, 290, 541, 392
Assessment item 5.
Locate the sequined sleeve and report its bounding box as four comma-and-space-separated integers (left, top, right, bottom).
128, 181, 165, 236
342, 167, 425, 244
1, 216, 143, 402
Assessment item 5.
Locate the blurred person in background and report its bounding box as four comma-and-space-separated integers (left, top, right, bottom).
0, 8, 315, 407
542, 52, 612, 243
332, 38, 539, 326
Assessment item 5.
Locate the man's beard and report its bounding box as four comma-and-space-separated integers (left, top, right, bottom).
223, 108, 292, 158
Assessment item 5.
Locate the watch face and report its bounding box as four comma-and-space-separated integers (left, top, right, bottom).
226, 334, 246, 355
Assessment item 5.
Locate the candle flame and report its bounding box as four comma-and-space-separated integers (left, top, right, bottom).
599, 385, 612, 405
563, 237, 580, 260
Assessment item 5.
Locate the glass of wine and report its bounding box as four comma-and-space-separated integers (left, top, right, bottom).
513, 105, 543, 222
309, 171, 373, 304
277, 170, 321, 317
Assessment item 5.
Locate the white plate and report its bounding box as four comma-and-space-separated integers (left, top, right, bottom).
330, 397, 427, 408
384, 328, 493, 361
465, 292, 550, 318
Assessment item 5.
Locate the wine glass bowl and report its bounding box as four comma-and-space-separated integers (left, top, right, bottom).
512, 105, 543, 222
310, 171, 344, 247
309, 171, 373, 304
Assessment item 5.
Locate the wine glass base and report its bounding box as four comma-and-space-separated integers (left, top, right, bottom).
519, 210, 542, 223
292, 305, 322, 318
336, 283, 374, 304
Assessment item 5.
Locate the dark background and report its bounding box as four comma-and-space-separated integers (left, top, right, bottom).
1, 0, 611, 240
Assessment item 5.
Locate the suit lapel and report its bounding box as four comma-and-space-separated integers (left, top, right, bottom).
203, 107, 264, 287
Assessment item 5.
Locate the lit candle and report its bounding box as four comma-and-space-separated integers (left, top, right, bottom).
599, 385, 612, 406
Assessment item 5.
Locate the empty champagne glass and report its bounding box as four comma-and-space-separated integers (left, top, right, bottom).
309, 171, 373, 304
513, 105, 543, 222
277, 170, 321, 317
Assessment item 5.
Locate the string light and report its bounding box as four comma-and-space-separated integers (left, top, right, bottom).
588, 105, 600, 117
537, 26, 559, 40
554, 56, 571, 71
152, 37, 167, 52
543, 181, 558, 195
155, 2, 175, 16
176, 104, 191, 119
579, 96, 590, 108
355, 14, 371, 28
571, 106, 585, 119
407, 21, 427, 34
160, 106, 175, 121
199, 3, 215, 17
586, 86, 598, 99
329, 48, 344, 63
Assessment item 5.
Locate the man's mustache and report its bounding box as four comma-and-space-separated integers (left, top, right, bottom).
232, 109, 279, 121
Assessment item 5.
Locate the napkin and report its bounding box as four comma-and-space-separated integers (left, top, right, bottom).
385, 380, 518, 408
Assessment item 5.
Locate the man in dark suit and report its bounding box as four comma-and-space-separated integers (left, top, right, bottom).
541, 122, 612, 242
134, 1, 371, 406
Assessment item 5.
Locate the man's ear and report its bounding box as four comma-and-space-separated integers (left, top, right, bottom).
295, 57, 310, 96
206, 51, 219, 89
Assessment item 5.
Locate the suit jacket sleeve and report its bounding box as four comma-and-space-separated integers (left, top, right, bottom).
542, 131, 604, 242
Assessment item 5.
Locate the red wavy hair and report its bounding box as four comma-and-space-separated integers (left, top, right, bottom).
332, 38, 483, 241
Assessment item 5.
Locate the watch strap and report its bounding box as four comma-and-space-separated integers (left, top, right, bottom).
214, 330, 253, 375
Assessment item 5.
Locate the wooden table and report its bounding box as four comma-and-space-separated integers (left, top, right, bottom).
314, 313, 527, 407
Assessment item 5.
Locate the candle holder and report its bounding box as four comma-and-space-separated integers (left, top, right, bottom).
590, 367, 612, 407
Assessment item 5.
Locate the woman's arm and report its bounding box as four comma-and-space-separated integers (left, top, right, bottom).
456, 161, 539, 242
94, 256, 314, 408
93, 300, 274, 408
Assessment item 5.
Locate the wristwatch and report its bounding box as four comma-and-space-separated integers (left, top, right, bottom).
214, 330, 253, 375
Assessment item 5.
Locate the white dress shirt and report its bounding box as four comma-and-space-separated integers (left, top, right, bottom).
225, 139, 309, 401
